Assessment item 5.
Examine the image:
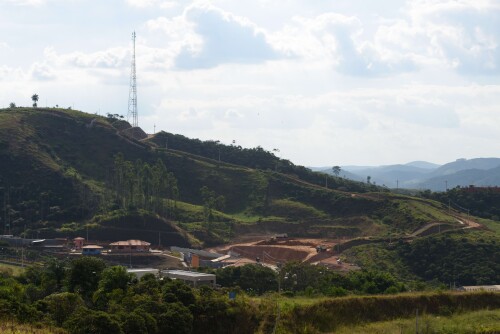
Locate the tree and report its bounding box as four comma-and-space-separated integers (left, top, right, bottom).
162, 280, 196, 307
45, 258, 67, 291
66, 257, 106, 299
9, 102, 16, 108
215, 264, 278, 294
120, 311, 148, 334
40, 292, 85, 326
158, 302, 193, 334
31, 94, 39, 108
272, 148, 280, 172
98, 266, 133, 293
367, 175, 371, 184
332, 166, 341, 177
64, 309, 123, 334
200, 186, 216, 227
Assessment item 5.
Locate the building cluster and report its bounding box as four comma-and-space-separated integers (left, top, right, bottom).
73, 237, 151, 255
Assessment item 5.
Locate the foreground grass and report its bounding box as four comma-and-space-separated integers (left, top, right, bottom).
278, 292, 500, 333
334, 309, 500, 334
0, 320, 66, 334
0, 262, 25, 276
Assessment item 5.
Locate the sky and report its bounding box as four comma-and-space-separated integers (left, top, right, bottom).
1, 0, 499, 166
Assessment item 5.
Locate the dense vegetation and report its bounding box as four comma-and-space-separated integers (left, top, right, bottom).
210, 262, 405, 297
345, 231, 500, 287
148, 132, 378, 193
0, 257, 258, 334
397, 233, 500, 286
1, 258, 499, 334
108, 153, 179, 217
422, 186, 500, 221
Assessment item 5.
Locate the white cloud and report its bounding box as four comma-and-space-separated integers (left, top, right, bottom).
0, 66, 24, 81
30, 62, 56, 81
126, 0, 176, 9
371, 0, 500, 74
268, 12, 418, 76
148, 3, 282, 69
2, 0, 500, 165
5, 0, 46, 5
50, 47, 130, 69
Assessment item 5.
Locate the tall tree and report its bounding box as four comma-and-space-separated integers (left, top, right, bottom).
332, 166, 341, 177
66, 257, 106, 299
31, 94, 39, 108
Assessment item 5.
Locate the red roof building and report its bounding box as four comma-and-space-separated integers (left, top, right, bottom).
74, 237, 85, 250
109, 240, 151, 253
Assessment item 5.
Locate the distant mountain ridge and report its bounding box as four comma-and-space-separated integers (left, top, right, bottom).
312, 158, 500, 191
405, 161, 440, 169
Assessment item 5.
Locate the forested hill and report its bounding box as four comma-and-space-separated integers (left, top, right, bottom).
0, 107, 462, 246
146, 131, 377, 193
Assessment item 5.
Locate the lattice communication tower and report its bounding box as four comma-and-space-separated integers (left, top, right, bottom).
128, 31, 138, 127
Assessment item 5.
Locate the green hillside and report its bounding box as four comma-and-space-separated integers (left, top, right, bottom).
0, 107, 469, 246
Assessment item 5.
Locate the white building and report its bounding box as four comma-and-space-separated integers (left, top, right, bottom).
162, 270, 216, 287
127, 268, 160, 279
458, 285, 500, 292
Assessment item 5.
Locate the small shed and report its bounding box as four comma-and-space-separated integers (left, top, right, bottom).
110, 240, 151, 253
82, 245, 103, 255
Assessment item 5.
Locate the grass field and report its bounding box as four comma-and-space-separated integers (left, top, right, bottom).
333, 309, 500, 334
0, 320, 66, 334
277, 291, 500, 333
0, 262, 25, 276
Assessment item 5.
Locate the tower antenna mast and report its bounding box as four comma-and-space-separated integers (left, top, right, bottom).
128, 31, 138, 127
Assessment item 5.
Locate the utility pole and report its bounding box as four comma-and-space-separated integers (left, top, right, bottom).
445, 180, 448, 191
128, 31, 138, 127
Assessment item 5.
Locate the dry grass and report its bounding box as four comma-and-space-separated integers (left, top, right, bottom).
0, 263, 25, 276
278, 291, 500, 333
0, 320, 66, 334
333, 309, 500, 334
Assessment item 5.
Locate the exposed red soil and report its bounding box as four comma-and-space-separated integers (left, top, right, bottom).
230, 245, 310, 263
210, 237, 358, 271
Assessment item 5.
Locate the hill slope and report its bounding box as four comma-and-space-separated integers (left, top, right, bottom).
0, 107, 466, 246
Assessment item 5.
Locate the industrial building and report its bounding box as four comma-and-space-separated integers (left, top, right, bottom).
127, 268, 160, 279
458, 285, 500, 292
162, 270, 216, 287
